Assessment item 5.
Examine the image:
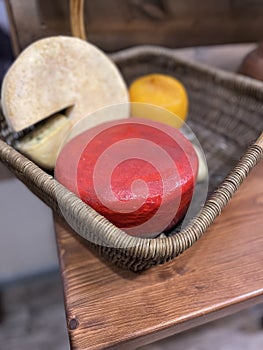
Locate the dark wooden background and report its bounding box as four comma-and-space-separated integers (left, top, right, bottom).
5, 0, 263, 55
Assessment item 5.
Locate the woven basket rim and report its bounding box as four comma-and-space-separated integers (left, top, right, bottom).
110, 45, 263, 98
0, 45, 262, 269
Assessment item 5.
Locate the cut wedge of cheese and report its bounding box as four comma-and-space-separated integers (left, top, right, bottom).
15, 114, 72, 170
193, 144, 208, 182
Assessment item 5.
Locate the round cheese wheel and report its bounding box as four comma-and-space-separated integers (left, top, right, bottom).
55, 118, 198, 237
2, 36, 128, 132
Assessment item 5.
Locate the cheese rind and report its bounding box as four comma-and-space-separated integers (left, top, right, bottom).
1, 36, 128, 132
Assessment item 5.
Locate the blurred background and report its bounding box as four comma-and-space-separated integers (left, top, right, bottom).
0, 0, 262, 349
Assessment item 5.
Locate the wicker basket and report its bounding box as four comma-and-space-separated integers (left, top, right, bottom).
0, 2, 263, 272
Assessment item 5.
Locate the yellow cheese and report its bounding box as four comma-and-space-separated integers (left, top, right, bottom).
15, 114, 72, 170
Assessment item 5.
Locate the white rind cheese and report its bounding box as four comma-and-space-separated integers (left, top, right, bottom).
2, 36, 129, 132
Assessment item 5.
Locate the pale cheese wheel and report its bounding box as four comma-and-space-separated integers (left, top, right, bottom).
1, 36, 129, 132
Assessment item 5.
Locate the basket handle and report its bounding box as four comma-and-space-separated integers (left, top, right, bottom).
70, 0, 87, 40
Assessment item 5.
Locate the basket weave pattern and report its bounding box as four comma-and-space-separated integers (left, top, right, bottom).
0, 47, 262, 271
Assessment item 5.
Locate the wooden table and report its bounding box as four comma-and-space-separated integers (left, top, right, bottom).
54, 160, 263, 350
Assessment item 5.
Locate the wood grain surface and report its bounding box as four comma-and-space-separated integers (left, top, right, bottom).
54, 160, 263, 349
6, 0, 263, 55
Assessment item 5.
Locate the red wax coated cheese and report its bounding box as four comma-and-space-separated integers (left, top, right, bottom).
55, 118, 198, 237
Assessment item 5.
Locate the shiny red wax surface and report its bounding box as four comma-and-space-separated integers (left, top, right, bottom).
55, 118, 198, 237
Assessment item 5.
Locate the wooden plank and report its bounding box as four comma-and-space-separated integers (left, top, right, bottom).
5, 0, 70, 56
54, 160, 263, 350
5, 0, 263, 54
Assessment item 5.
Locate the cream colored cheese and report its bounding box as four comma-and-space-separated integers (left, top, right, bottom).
2, 36, 128, 132
15, 114, 72, 170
